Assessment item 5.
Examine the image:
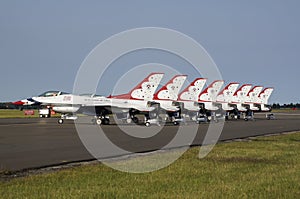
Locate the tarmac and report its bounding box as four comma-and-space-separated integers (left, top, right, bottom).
0, 112, 300, 171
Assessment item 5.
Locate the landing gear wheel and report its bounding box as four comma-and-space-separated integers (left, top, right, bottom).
126, 118, 132, 124
173, 121, 179, 125
58, 119, 64, 124
132, 117, 139, 124
103, 118, 110, 125
145, 122, 151, 127
39, 115, 43, 118
158, 116, 163, 123
96, 118, 102, 125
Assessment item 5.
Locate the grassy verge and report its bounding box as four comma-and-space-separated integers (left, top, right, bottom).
0, 109, 38, 118
0, 109, 60, 118
1, 132, 300, 198
271, 108, 299, 113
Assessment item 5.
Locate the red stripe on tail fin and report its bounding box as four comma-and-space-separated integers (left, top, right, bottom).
178, 78, 207, 101
198, 80, 224, 102
153, 75, 187, 100
109, 73, 164, 100
216, 82, 240, 103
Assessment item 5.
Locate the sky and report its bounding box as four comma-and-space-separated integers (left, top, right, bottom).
0, 0, 299, 104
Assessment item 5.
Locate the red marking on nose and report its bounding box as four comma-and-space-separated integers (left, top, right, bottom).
12, 101, 24, 105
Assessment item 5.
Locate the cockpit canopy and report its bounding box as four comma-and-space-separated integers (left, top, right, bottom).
79, 93, 104, 97
38, 91, 69, 97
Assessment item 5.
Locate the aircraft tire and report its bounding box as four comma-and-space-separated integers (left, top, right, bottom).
58, 119, 64, 124
132, 117, 139, 124
103, 118, 110, 125
96, 118, 102, 125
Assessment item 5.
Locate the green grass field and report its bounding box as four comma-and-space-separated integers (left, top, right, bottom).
0, 109, 60, 118
1, 132, 299, 198
271, 108, 299, 113
0, 109, 38, 118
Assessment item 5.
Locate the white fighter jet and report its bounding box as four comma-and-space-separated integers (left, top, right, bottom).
228, 85, 274, 120
231, 84, 253, 112
111, 74, 188, 125
12, 91, 68, 106
178, 78, 207, 112
32, 73, 164, 125
255, 87, 274, 112
244, 86, 264, 111
176, 79, 224, 122
216, 82, 240, 111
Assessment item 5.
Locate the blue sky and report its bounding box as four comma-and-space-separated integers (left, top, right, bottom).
0, 0, 299, 104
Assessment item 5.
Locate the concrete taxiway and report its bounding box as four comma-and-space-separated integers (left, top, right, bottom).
0, 113, 300, 171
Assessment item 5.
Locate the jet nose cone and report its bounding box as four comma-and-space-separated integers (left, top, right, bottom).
12, 100, 25, 105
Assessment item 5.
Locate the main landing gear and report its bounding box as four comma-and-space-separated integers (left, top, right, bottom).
57, 114, 77, 124
92, 116, 110, 125
244, 109, 254, 121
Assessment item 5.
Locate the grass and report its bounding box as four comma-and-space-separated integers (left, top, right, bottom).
271, 108, 299, 113
1, 132, 300, 198
0, 109, 39, 118
0, 109, 60, 118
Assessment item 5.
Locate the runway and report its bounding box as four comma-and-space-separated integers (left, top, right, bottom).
0, 113, 300, 171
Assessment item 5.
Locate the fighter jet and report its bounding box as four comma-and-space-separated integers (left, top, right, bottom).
32, 73, 164, 125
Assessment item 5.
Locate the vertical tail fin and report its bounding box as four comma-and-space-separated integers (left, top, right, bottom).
231, 84, 252, 103
258, 87, 274, 104
217, 82, 240, 103
153, 75, 187, 100
178, 78, 207, 101
109, 73, 164, 100
245, 86, 264, 103
198, 80, 224, 102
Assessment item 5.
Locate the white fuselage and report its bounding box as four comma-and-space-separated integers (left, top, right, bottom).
33, 94, 156, 114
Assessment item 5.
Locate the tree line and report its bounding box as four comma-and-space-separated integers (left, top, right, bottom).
272, 103, 300, 109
